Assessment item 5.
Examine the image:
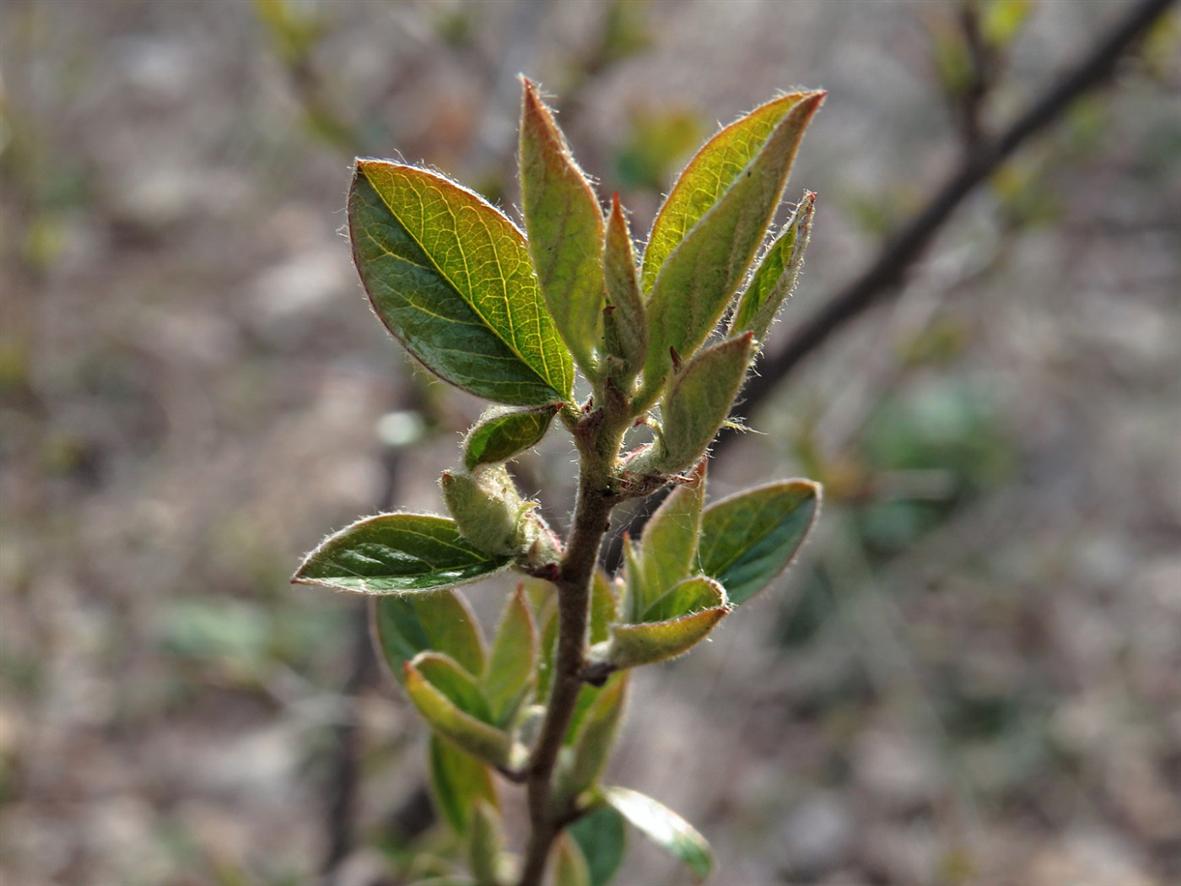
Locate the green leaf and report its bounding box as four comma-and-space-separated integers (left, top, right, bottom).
536, 599, 559, 702
604, 786, 713, 879
483, 586, 537, 726
440, 468, 529, 558
639, 92, 824, 401
413, 652, 494, 723
569, 805, 626, 886
633, 462, 706, 620
698, 479, 821, 605
634, 333, 755, 476
602, 194, 647, 385
468, 800, 505, 886
641, 91, 813, 292
562, 673, 628, 800
590, 569, 618, 645
404, 656, 514, 769
293, 513, 510, 595
554, 833, 592, 886
371, 588, 485, 683
429, 734, 498, 834
729, 191, 815, 343
463, 404, 560, 471
349, 160, 573, 405
641, 574, 724, 624
592, 577, 728, 670
519, 78, 605, 374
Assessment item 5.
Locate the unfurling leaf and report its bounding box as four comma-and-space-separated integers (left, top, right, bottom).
602, 195, 647, 386
633, 333, 755, 476
604, 786, 713, 879
729, 191, 815, 343
463, 404, 561, 470
590, 569, 619, 645
429, 734, 498, 834
560, 673, 628, 801
591, 576, 728, 670
483, 586, 537, 726
468, 800, 506, 886
639, 92, 824, 402
698, 479, 821, 604
441, 467, 530, 558
569, 805, 626, 886
414, 652, 495, 723
554, 833, 592, 886
371, 589, 485, 682
519, 78, 605, 375
631, 461, 706, 619
404, 656, 515, 769
641, 91, 814, 292
349, 160, 572, 405
293, 513, 510, 594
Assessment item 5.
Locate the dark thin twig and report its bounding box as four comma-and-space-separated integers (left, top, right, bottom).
605, 0, 1175, 570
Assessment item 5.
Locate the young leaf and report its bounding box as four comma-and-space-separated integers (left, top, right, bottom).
569, 805, 626, 886
413, 652, 495, 723
590, 569, 619, 645
349, 160, 573, 405
697, 479, 821, 604
440, 467, 529, 558
404, 657, 514, 769
535, 601, 559, 702
463, 404, 561, 471
641, 91, 813, 292
519, 78, 605, 374
371, 589, 485, 683
562, 673, 628, 801
639, 92, 824, 401
468, 800, 505, 886
592, 576, 728, 670
553, 833, 592, 886
729, 191, 816, 343
602, 194, 647, 385
604, 786, 713, 879
635, 333, 755, 476
634, 461, 706, 618
293, 513, 510, 595
641, 574, 723, 624
483, 586, 537, 726
429, 734, 498, 834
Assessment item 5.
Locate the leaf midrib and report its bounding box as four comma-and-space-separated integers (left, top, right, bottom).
362, 167, 561, 398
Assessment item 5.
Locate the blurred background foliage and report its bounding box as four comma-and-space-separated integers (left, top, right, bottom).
2, 0, 1180, 884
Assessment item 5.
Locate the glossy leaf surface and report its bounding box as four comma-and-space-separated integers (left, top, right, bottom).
641, 91, 811, 291
641, 92, 824, 395
730, 191, 815, 342
698, 479, 821, 604
519, 79, 605, 373
349, 160, 572, 405
404, 657, 513, 768
294, 513, 510, 595
429, 734, 498, 834
605, 786, 713, 879
371, 588, 485, 683
483, 586, 537, 726
463, 404, 560, 470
